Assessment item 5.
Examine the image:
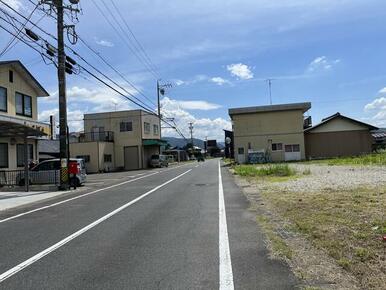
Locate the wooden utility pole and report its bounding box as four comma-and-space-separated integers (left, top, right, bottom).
56, 0, 69, 190
189, 122, 194, 147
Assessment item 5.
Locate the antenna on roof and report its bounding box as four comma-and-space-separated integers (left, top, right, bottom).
265, 79, 275, 105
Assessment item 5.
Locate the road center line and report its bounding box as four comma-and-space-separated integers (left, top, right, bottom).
0, 164, 188, 224
0, 169, 192, 283
218, 161, 234, 290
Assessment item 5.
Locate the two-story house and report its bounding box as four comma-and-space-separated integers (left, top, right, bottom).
0, 60, 50, 170
69, 110, 165, 173
229, 102, 311, 163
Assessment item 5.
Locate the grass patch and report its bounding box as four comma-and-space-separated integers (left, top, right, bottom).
303, 150, 386, 166
259, 187, 386, 289
234, 164, 297, 177
256, 215, 293, 260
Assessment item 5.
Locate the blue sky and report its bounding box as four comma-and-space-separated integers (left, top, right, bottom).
1, 0, 386, 140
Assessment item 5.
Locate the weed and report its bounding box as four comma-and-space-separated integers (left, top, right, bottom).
337, 257, 351, 270
234, 164, 296, 177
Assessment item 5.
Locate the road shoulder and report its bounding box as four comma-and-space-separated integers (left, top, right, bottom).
220, 163, 298, 289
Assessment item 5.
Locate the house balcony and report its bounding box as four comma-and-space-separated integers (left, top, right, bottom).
77, 131, 114, 143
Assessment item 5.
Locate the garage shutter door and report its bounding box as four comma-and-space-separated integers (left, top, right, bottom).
124, 146, 139, 170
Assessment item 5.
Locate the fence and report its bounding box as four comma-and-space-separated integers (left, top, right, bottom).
0, 170, 60, 187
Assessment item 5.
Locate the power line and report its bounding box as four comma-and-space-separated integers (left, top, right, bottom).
0, 0, 157, 111
93, 0, 159, 79
0, 4, 38, 57
0, 6, 156, 114
0, 6, 187, 140
77, 37, 157, 107
99, 0, 159, 78
109, 0, 159, 74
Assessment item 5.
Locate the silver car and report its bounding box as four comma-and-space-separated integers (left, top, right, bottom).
17, 158, 86, 186
150, 154, 169, 168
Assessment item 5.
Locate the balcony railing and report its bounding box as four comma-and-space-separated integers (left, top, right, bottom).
72, 131, 114, 143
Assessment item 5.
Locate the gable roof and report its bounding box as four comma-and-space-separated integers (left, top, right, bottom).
305, 112, 378, 132
229, 102, 311, 116
0, 60, 49, 96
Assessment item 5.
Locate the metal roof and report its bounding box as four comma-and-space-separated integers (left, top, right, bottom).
229, 102, 311, 116
305, 112, 378, 132
0, 115, 49, 137
372, 132, 386, 139
0, 60, 49, 97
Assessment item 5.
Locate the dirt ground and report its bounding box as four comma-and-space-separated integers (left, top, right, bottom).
233, 163, 386, 290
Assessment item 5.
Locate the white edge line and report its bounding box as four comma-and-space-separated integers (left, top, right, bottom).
0, 169, 192, 283
218, 161, 234, 290
0, 164, 189, 224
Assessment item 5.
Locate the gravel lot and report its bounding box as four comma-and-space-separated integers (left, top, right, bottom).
260, 164, 386, 192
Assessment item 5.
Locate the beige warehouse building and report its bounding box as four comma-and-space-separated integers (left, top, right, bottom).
229, 102, 311, 163
70, 110, 165, 173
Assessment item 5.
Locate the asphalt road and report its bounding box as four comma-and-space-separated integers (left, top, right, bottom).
0, 159, 296, 289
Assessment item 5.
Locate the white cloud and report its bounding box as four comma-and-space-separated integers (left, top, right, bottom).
4, 0, 22, 11
39, 85, 137, 132
94, 38, 114, 48
39, 108, 84, 133
307, 56, 340, 72
364, 97, 386, 111
227, 63, 253, 80
364, 97, 386, 127
177, 100, 221, 110
210, 77, 231, 86
174, 79, 185, 86
378, 87, 386, 94
161, 97, 230, 141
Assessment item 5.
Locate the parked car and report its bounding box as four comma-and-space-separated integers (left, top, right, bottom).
150, 154, 169, 168
17, 158, 87, 186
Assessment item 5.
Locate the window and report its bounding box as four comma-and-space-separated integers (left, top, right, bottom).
144, 122, 150, 134
0, 143, 8, 168
120, 121, 132, 132
153, 124, 159, 135
248, 142, 251, 150
285, 144, 300, 152
272, 143, 283, 151
17, 144, 33, 167
76, 155, 90, 163
0, 87, 6, 112
9, 70, 13, 83
104, 154, 112, 163
15, 92, 32, 117
238, 147, 244, 155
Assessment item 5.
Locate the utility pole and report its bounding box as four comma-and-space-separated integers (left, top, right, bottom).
157, 80, 172, 138
56, 0, 68, 190
189, 122, 194, 147
40, 0, 80, 190
157, 80, 161, 118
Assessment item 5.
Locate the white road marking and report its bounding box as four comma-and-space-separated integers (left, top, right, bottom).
0, 169, 192, 283
218, 161, 234, 290
0, 164, 189, 224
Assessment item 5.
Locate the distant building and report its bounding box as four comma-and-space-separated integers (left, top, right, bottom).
70, 110, 166, 173
305, 113, 378, 159
229, 102, 311, 163
223, 130, 234, 159
0, 60, 50, 170
372, 129, 386, 150
205, 139, 220, 157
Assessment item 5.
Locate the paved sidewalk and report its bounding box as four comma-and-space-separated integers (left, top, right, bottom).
0, 190, 71, 212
